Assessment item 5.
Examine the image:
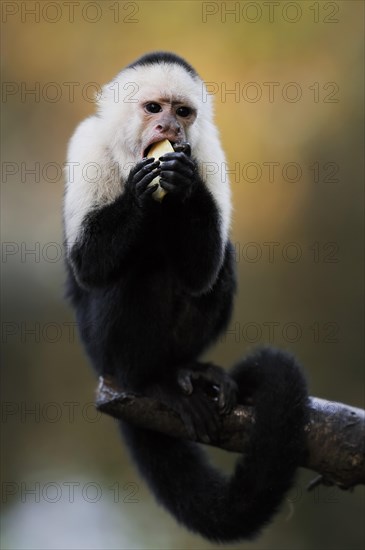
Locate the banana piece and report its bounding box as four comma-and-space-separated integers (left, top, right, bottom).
147, 139, 174, 201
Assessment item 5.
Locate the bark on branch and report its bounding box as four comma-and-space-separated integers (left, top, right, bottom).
95, 376, 365, 490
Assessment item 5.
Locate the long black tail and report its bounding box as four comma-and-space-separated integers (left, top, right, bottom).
120, 347, 309, 542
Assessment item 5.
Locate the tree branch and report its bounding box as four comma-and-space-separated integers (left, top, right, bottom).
95, 376, 365, 490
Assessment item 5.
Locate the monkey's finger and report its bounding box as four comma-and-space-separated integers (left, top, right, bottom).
135, 160, 160, 175
218, 379, 238, 414
160, 161, 194, 179
161, 161, 195, 180
139, 156, 156, 164
133, 157, 157, 173
218, 387, 232, 414
173, 142, 191, 156
192, 399, 220, 443
135, 171, 161, 194
142, 183, 159, 197
177, 371, 194, 395
177, 405, 198, 441
159, 167, 193, 182
159, 180, 178, 193
132, 160, 160, 184
159, 176, 191, 193
217, 388, 226, 412
159, 152, 195, 169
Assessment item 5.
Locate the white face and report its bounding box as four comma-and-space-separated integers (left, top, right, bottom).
139, 97, 197, 157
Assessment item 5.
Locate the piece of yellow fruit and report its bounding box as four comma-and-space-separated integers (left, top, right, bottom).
147, 139, 174, 201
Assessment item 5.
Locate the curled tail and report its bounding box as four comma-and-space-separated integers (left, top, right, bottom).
120, 347, 309, 542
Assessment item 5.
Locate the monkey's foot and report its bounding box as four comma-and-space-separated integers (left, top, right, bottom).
177, 364, 237, 416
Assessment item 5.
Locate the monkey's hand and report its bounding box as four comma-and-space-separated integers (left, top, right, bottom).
143, 365, 237, 443
178, 364, 238, 416
125, 158, 161, 206
174, 365, 237, 442
158, 143, 196, 199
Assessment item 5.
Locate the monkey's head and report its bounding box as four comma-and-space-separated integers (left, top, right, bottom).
97, 52, 216, 162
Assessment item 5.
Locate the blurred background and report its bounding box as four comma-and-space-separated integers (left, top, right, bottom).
1, 1, 364, 549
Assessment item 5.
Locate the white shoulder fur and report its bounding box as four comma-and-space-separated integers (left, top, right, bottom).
64, 62, 231, 247
64, 115, 126, 246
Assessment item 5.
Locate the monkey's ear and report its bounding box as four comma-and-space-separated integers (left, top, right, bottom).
173, 142, 191, 157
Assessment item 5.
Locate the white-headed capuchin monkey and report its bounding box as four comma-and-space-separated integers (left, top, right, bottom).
64, 52, 308, 542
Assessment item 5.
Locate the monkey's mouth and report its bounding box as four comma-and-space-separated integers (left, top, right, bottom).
143, 140, 176, 158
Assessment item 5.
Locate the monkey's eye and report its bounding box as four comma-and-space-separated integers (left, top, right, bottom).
145, 103, 162, 114
176, 106, 192, 118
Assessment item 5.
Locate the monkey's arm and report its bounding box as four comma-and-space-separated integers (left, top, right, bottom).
156, 149, 227, 293
162, 174, 225, 294
69, 159, 161, 288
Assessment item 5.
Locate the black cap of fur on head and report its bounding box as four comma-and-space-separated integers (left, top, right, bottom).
127, 51, 198, 77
